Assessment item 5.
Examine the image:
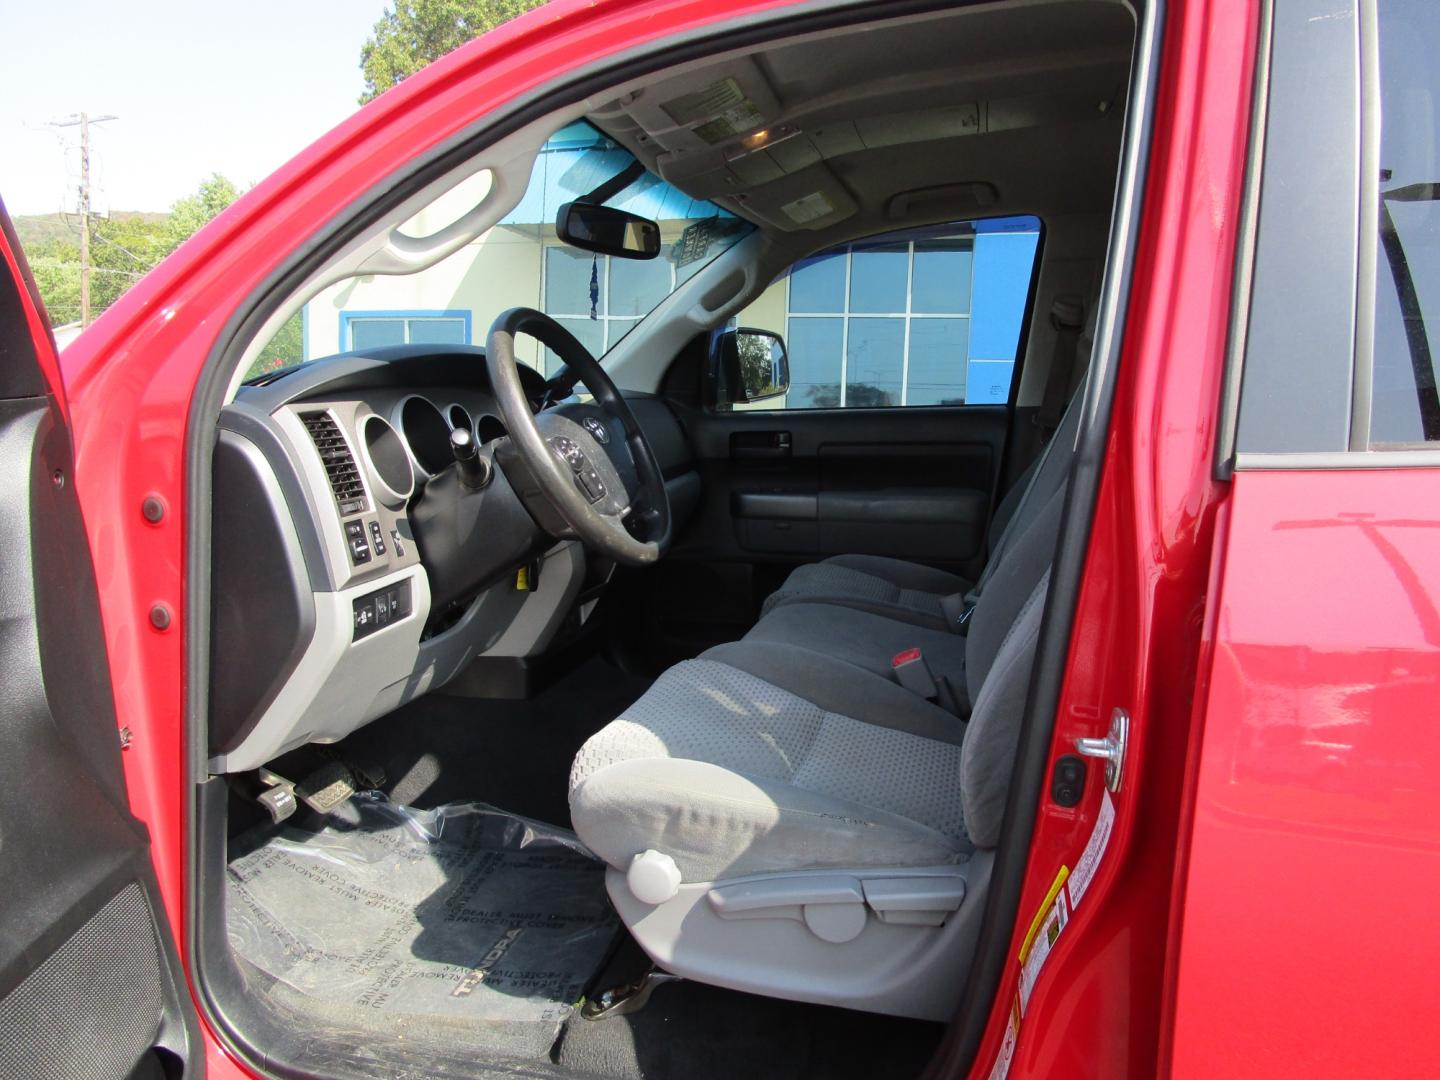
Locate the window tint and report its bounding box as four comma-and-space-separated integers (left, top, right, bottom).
1371, 0, 1440, 445
911, 241, 973, 314
848, 245, 908, 313
730, 217, 1038, 410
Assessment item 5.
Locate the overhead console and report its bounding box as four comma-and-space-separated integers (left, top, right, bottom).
589, 2, 1133, 232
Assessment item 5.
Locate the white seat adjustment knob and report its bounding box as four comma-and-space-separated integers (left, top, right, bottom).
628, 849, 682, 905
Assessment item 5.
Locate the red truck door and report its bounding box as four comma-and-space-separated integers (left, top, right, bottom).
0, 202, 202, 1078
1168, 3, 1440, 1076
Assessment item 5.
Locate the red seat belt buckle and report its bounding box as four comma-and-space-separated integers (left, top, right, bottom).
891, 648, 939, 700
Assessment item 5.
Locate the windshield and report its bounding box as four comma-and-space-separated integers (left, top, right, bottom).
246, 121, 752, 381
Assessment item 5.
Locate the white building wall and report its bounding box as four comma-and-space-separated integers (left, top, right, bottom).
304, 223, 548, 371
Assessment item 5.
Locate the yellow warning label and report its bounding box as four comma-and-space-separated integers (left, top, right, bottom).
1019, 865, 1070, 964
516, 566, 529, 591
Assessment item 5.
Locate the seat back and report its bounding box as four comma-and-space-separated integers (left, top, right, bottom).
960, 479, 1067, 846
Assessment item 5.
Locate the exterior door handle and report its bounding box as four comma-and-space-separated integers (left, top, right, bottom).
1074, 708, 1129, 793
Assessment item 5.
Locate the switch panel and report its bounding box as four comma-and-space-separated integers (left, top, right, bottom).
344, 519, 371, 565
352, 579, 412, 641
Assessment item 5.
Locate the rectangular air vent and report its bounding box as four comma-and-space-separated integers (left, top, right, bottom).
301, 411, 369, 517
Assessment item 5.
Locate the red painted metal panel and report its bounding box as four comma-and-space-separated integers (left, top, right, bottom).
967, 0, 1257, 1075
0, 212, 67, 412
38, 0, 1283, 1073
55, 0, 799, 942
1169, 468, 1440, 1079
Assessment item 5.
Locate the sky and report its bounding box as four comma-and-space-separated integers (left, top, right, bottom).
1, 0, 392, 217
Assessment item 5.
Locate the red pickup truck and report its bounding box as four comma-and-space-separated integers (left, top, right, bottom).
2, 1, 1436, 1077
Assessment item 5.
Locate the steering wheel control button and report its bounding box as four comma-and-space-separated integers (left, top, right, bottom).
550, 435, 588, 472
576, 467, 607, 503
368, 520, 386, 556
344, 520, 372, 565
352, 579, 412, 642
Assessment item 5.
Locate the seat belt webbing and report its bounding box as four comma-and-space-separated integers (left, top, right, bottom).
1036, 296, 1086, 443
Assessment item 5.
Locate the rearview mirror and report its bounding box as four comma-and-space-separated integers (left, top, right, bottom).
556, 202, 661, 260
717, 328, 790, 405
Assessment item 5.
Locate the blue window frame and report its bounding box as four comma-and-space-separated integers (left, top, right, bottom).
339, 309, 472, 352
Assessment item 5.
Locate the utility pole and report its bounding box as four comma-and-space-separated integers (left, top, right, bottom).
51, 112, 117, 327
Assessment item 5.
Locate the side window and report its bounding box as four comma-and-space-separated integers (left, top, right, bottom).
1370, 0, 1440, 446
342, 311, 470, 351
733, 216, 1040, 410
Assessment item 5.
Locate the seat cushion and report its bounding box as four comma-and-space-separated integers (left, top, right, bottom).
569, 656, 970, 882
759, 554, 971, 631
744, 600, 968, 691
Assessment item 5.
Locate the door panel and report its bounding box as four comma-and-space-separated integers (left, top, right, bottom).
0, 206, 200, 1078
615, 400, 1010, 667
678, 403, 1008, 576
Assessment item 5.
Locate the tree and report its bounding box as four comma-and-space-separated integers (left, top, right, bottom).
165, 174, 243, 249
359, 0, 550, 103
89, 214, 171, 314
28, 174, 243, 329
244, 312, 304, 381
27, 236, 84, 326
737, 333, 779, 399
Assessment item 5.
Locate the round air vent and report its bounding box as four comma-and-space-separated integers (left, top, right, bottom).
448, 404, 473, 435
476, 414, 508, 445
358, 414, 414, 508
398, 396, 454, 475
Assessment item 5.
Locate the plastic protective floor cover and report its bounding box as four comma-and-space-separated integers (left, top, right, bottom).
227, 793, 619, 1062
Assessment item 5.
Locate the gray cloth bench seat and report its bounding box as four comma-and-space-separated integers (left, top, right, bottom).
739, 479, 1067, 707
568, 480, 1063, 1020
759, 312, 1090, 632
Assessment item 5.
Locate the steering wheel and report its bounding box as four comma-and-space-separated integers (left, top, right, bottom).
486, 307, 672, 566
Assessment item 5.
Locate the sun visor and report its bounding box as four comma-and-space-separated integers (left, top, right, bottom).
731, 164, 858, 232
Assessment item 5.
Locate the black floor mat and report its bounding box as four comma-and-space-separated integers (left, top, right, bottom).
553, 937, 943, 1080
227, 794, 619, 1063
334, 656, 654, 826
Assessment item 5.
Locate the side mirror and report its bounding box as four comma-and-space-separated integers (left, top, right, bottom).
556, 201, 661, 260
717, 328, 789, 405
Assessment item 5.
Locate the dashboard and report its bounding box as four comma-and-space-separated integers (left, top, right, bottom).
206, 344, 697, 774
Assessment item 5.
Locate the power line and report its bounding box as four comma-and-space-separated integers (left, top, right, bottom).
49, 112, 118, 327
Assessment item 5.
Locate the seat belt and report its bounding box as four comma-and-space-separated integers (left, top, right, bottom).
891, 648, 968, 719
1035, 296, 1086, 443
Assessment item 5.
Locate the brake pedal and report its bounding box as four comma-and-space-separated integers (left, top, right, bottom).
295, 760, 361, 813
257, 760, 376, 823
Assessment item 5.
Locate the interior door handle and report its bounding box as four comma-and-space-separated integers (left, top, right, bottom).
731, 432, 792, 458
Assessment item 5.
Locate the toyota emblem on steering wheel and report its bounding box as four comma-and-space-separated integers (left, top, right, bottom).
582, 417, 610, 444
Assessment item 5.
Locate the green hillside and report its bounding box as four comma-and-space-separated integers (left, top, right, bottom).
13, 211, 167, 254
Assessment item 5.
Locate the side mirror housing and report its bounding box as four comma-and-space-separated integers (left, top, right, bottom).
556, 201, 661, 260
716, 328, 790, 406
